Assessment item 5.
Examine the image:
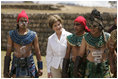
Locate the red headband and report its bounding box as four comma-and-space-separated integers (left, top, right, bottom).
17, 10, 29, 23
74, 16, 90, 32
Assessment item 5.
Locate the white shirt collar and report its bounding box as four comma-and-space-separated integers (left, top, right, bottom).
54, 28, 65, 41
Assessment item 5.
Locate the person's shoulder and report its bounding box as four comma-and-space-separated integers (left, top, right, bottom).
84, 32, 89, 37
29, 30, 36, 35
111, 29, 117, 34
9, 30, 15, 36
66, 33, 74, 43
9, 30, 14, 32
104, 32, 110, 37
63, 28, 72, 35
65, 31, 72, 35
67, 33, 73, 39
48, 33, 55, 40
9, 30, 15, 33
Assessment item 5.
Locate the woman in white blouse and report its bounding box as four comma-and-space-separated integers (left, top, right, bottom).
46, 15, 71, 78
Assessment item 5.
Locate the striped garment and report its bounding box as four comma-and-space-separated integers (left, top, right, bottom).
10, 54, 38, 78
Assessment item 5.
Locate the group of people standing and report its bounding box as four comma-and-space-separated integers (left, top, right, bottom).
4, 9, 117, 78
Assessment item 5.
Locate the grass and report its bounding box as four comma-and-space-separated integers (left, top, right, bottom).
1, 51, 47, 78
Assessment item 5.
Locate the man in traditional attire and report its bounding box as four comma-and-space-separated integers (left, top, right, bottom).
62, 16, 90, 78
4, 10, 43, 78
73, 9, 111, 78
107, 29, 117, 77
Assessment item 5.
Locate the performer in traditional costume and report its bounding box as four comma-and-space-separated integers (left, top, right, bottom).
4, 10, 43, 78
62, 16, 90, 78
73, 9, 111, 78
107, 29, 117, 77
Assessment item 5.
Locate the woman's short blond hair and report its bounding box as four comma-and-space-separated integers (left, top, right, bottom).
48, 15, 63, 28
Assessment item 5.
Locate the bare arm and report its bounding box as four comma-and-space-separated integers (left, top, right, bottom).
33, 34, 42, 61
4, 34, 13, 77
73, 38, 86, 77
33, 34, 43, 76
62, 42, 72, 78
64, 42, 71, 59
78, 38, 86, 57
6, 35, 13, 56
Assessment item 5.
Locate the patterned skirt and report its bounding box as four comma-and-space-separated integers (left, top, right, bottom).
84, 59, 111, 78
10, 54, 38, 78
69, 59, 86, 78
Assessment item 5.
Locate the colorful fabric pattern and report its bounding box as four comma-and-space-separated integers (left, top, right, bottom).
69, 59, 86, 78
84, 60, 111, 78
68, 59, 74, 78
67, 34, 85, 47
84, 32, 110, 48
10, 54, 38, 78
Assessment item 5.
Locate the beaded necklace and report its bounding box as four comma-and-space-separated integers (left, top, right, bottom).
67, 33, 85, 47
9, 29, 36, 46
84, 33, 105, 48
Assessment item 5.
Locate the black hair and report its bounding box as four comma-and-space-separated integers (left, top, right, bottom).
91, 9, 103, 21
89, 9, 104, 30
16, 24, 19, 30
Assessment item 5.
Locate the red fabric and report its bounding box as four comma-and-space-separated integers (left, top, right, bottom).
74, 16, 90, 32
17, 10, 29, 23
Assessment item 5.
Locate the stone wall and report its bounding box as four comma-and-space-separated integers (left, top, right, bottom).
1, 13, 116, 56
1, 4, 64, 10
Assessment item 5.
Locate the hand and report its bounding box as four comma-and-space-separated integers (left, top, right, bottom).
37, 69, 43, 76
48, 72, 52, 78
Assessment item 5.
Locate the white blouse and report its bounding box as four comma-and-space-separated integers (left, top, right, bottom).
46, 28, 71, 73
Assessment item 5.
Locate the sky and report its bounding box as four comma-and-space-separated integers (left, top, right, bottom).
35, 1, 112, 7
1, 1, 117, 8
